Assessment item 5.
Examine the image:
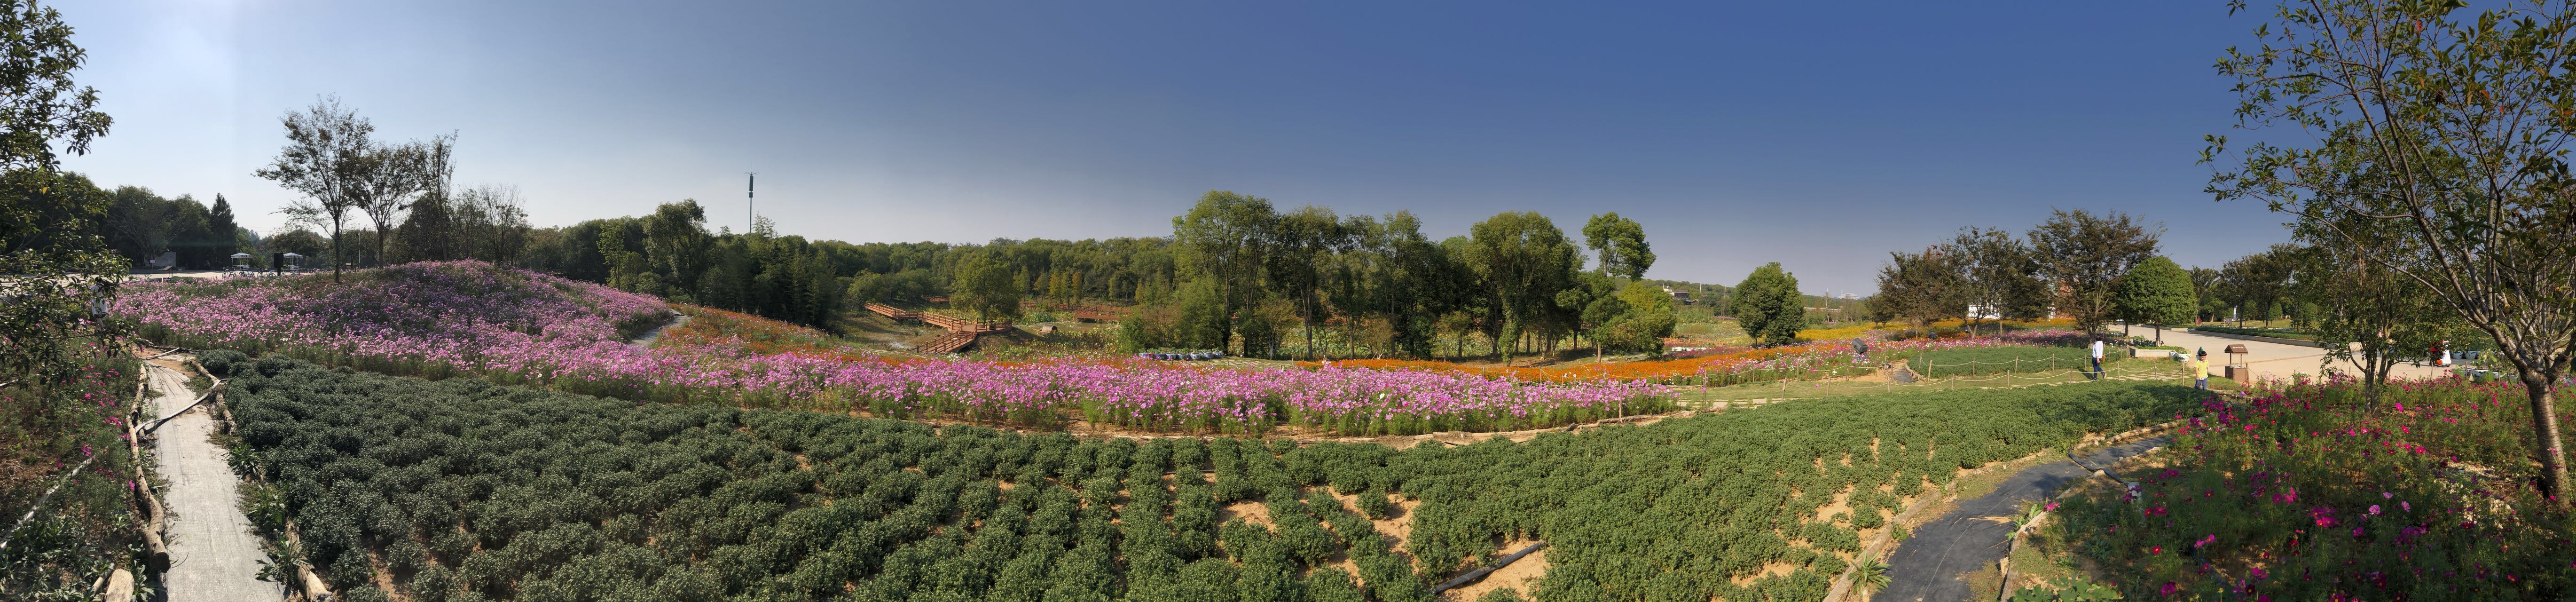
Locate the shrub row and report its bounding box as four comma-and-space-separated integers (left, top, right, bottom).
221, 356, 2201, 602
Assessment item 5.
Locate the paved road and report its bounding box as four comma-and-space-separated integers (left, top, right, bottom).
2136, 326, 2450, 383
1876, 436, 2171, 602
149, 363, 287, 602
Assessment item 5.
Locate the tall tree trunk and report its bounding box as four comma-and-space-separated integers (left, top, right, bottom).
2522, 374, 2570, 503
329, 219, 343, 284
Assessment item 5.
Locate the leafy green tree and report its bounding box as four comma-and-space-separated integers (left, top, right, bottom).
1870, 249, 1963, 331
597, 222, 658, 294
2292, 235, 2463, 397
1581, 212, 1654, 280
2215, 245, 2299, 326
2115, 256, 2195, 344
0, 3, 134, 595
2187, 266, 2223, 323
643, 199, 713, 293
1173, 278, 1227, 350
2207, 0, 2576, 499
1266, 205, 1343, 358
1948, 227, 2044, 335
1595, 281, 1677, 354
2026, 208, 2160, 334
1467, 212, 1580, 365
954, 252, 1023, 323
1731, 262, 1806, 346
1174, 191, 1276, 355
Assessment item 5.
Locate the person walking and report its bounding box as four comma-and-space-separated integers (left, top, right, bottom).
2089, 337, 2106, 380
2193, 348, 2210, 390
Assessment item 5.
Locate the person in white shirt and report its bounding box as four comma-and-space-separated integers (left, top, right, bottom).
2089, 338, 2106, 380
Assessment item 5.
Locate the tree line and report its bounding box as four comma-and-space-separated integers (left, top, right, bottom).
517, 190, 1705, 363
1868, 208, 2175, 337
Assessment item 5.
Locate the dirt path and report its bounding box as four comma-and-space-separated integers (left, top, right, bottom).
1874, 436, 2170, 602
148, 363, 286, 602
628, 312, 691, 346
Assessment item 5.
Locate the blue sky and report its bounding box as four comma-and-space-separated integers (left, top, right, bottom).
56, 1, 2285, 294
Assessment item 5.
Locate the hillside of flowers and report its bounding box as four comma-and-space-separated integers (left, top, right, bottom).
2041, 376, 2576, 599
112, 261, 1670, 435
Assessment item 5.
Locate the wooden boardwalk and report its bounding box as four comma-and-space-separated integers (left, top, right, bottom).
865, 302, 1009, 353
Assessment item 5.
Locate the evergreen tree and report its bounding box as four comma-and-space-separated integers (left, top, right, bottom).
207, 193, 239, 258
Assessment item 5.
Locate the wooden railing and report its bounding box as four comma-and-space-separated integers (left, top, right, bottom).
863, 302, 917, 321
868, 301, 1011, 353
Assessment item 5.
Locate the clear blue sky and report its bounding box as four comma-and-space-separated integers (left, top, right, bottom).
56, 0, 2287, 294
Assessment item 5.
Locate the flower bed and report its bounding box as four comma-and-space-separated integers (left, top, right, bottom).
2039, 376, 2576, 598
112, 261, 1670, 435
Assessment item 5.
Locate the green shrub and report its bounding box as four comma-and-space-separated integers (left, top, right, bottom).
1356, 491, 1393, 519
228, 358, 2197, 602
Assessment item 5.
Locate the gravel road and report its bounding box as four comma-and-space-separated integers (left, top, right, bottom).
149, 363, 286, 602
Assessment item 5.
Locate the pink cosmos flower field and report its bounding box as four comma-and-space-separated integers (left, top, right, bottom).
112, 261, 1673, 435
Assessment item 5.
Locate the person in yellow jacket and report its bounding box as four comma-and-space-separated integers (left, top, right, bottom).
2192, 348, 2210, 390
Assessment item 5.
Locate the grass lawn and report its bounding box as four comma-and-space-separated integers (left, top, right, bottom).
1670, 364, 2236, 404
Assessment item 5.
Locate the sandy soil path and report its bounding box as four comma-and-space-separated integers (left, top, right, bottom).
149, 363, 286, 602
2141, 326, 2451, 382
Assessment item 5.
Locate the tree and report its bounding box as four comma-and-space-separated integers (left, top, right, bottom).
2207, 0, 2576, 500
1731, 262, 1806, 346
207, 193, 239, 258
454, 184, 531, 264
643, 199, 713, 293
0, 5, 138, 577
1467, 212, 1580, 365
1581, 212, 1654, 280
0, 0, 107, 179
2293, 232, 2461, 398
2115, 256, 2195, 344
2187, 266, 2223, 323
2215, 245, 2298, 326
257, 96, 376, 283
264, 229, 326, 259
364, 132, 448, 266
1266, 205, 1344, 359
953, 252, 1023, 323
1594, 281, 1677, 354
393, 189, 455, 261
1173, 191, 1275, 355
597, 222, 658, 294
2026, 208, 2160, 334
1871, 248, 1963, 331
1948, 227, 2044, 335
